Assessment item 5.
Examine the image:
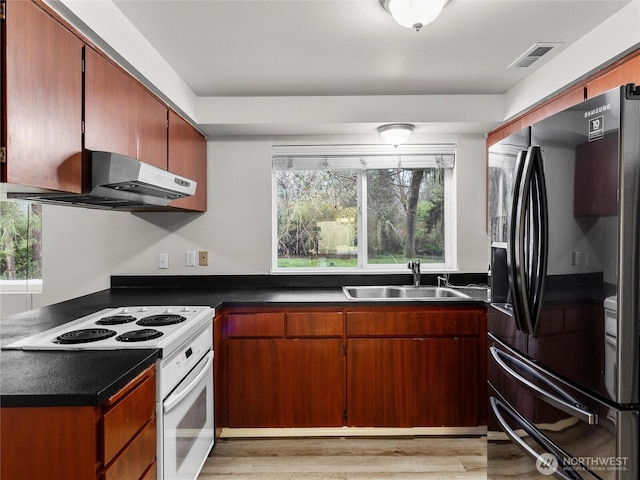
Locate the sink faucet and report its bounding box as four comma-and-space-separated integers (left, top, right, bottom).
407, 259, 421, 287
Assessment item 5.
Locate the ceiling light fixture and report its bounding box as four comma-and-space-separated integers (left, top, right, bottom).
378, 124, 415, 146
381, 0, 449, 32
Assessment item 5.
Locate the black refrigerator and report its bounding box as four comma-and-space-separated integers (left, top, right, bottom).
487, 84, 639, 479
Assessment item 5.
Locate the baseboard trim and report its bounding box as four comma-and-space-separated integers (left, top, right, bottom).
220, 426, 487, 438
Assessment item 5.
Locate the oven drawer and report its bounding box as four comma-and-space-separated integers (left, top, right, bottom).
102, 368, 157, 466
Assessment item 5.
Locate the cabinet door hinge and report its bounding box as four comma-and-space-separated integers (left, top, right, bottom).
0, 2, 6, 21
0, 147, 6, 163
81, 58, 85, 73
343, 344, 347, 356
81, 121, 85, 134
343, 409, 347, 421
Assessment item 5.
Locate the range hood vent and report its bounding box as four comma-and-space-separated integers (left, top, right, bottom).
8, 151, 197, 210
508, 43, 562, 69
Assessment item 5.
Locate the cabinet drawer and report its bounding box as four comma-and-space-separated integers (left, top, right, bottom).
102, 370, 156, 465
228, 312, 285, 337
286, 312, 343, 337
346, 310, 480, 336
103, 420, 156, 480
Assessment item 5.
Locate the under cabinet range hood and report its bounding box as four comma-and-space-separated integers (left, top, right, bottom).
8, 151, 197, 209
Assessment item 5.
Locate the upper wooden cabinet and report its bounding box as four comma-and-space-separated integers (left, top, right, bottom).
134, 82, 169, 170
3, 1, 205, 211
168, 111, 207, 212
3, 0, 83, 192
84, 47, 168, 170
84, 46, 138, 159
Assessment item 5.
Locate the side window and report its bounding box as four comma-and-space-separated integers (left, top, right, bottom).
0, 202, 42, 292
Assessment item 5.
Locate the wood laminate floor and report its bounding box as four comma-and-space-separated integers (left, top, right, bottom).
198, 436, 487, 479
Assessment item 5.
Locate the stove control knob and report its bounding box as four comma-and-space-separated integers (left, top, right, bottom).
181, 307, 191, 312
139, 307, 148, 312
122, 308, 130, 314
165, 308, 173, 313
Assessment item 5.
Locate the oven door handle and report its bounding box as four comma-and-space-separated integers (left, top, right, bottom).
490, 346, 597, 425
489, 396, 587, 480
164, 351, 213, 414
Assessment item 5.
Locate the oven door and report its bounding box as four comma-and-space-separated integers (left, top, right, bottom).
488, 339, 638, 480
162, 350, 214, 480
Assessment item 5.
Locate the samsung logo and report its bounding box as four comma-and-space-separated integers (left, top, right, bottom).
584, 104, 611, 118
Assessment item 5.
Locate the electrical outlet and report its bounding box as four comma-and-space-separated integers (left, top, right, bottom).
571, 251, 581, 266
158, 253, 169, 269
186, 251, 196, 267
199, 251, 208, 266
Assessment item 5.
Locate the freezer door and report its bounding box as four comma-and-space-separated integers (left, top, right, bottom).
488, 339, 638, 480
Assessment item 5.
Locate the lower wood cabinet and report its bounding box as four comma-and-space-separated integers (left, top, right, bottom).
347, 336, 480, 427
221, 305, 486, 429
226, 309, 345, 428
0, 366, 156, 480
346, 307, 482, 427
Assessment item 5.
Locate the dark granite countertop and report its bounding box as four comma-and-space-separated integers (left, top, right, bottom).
0, 274, 490, 408
4, 271, 612, 409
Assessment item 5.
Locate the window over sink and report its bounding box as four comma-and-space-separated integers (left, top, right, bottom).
272, 144, 456, 272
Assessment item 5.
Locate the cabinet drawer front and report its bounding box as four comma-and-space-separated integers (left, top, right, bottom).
103, 372, 156, 465
228, 312, 285, 337
103, 420, 156, 480
286, 312, 343, 337
346, 310, 480, 336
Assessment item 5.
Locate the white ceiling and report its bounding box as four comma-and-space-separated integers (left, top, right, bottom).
113, 0, 628, 96
100, 0, 633, 137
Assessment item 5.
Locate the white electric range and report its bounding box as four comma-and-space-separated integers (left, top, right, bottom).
4, 305, 216, 480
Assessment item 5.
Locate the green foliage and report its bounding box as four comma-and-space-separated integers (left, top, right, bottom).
0, 202, 42, 280
276, 166, 445, 268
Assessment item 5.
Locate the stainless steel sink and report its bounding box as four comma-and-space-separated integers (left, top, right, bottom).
342, 285, 471, 301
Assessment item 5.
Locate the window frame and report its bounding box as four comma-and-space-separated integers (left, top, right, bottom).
271, 144, 457, 274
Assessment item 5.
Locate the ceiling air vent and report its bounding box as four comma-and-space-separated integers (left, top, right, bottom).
508, 43, 562, 69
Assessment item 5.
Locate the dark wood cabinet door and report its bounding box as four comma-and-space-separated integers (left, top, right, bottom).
228, 339, 286, 427
346, 338, 418, 427
84, 46, 137, 158
134, 82, 168, 170
168, 111, 207, 211
416, 337, 479, 427
4, 0, 83, 192
285, 338, 345, 427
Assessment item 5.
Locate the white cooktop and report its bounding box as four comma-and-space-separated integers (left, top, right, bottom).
3, 306, 214, 355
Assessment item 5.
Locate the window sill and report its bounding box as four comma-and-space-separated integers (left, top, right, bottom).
0, 280, 43, 294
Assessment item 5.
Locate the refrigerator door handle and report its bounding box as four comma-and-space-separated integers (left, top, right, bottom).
508, 146, 548, 335
490, 347, 597, 425
529, 146, 549, 331
489, 396, 589, 480
507, 150, 529, 333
